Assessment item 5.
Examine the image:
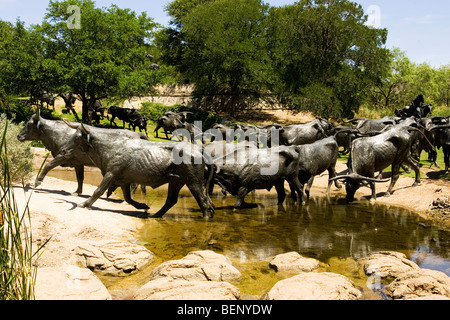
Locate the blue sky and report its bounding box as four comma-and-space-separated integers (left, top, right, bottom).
1, 0, 449, 67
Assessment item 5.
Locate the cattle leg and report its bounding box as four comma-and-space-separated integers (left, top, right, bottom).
444, 146, 450, 173
369, 181, 377, 201
110, 116, 118, 127
186, 183, 214, 218
404, 155, 421, 187
327, 166, 342, 197
154, 125, 161, 138
290, 176, 305, 204
35, 154, 67, 188
151, 181, 184, 218
234, 186, 256, 209
385, 164, 401, 197
121, 184, 149, 210
79, 172, 116, 208
274, 181, 286, 205
74, 165, 85, 195
305, 176, 314, 199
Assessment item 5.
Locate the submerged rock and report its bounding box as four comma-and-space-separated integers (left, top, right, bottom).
134, 277, 240, 300
76, 240, 154, 275
384, 269, 450, 300
263, 272, 362, 300
152, 250, 241, 282
269, 252, 320, 273
35, 266, 111, 300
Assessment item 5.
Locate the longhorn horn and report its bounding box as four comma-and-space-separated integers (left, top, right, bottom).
406, 127, 435, 150
344, 118, 364, 124
80, 123, 91, 136
62, 119, 79, 130
329, 173, 390, 183
429, 124, 450, 132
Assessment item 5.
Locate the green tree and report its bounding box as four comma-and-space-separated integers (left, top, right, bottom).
369, 48, 415, 108
268, 0, 390, 118
159, 0, 273, 116
0, 20, 55, 101
435, 65, 450, 107
39, 0, 166, 122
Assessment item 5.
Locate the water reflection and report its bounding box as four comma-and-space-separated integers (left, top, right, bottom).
45, 169, 450, 276
137, 188, 450, 276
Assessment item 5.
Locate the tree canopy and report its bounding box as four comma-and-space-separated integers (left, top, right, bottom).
157, 0, 391, 118
1, 0, 450, 121
0, 0, 168, 123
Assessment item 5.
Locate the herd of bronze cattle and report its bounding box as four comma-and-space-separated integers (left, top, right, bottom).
16, 94, 450, 218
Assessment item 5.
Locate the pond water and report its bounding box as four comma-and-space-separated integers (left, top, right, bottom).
46, 169, 450, 299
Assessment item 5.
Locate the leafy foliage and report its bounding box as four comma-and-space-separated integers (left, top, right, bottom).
267, 0, 390, 119
0, 114, 34, 183
159, 0, 273, 116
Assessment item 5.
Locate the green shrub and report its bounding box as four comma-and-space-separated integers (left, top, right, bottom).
140, 102, 183, 122
0, 114, 34, 183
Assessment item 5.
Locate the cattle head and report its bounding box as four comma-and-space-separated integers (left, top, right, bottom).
17, 109, 42, 142
330, 173, 389, 203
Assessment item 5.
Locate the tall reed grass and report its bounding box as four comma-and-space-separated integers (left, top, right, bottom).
0, 122, 47, 300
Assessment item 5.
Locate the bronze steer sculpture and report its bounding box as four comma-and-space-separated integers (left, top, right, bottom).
154, 111, 193, 140
208, 144, 303, 208
270, 118, 333, 147
331, 124, 434, 203
61, 123, 214, 218
17, 110, 148, 195
290, 136, 342, 204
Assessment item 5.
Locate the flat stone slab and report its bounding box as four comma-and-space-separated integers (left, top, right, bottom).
384, 268, 450, 300
152, 250, 241, 282
269, 252, 320, 273
263, 272, 362, 300
35, 265, 111, 300
358, 251, 420, 279
76, 240, 154, 275
134, 277, 240, 300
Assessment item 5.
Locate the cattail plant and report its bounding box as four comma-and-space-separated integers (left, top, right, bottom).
0, 121, 47, 300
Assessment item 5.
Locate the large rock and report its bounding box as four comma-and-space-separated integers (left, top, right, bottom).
384, 269, 450, 300
134, 277, 240, 300
76, 240, 154, 275
358, 251, 420, 279
269, 252, 320, 273
263, 272, 362, 300
152, 250, 241, 282
35, 266, 111, 300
